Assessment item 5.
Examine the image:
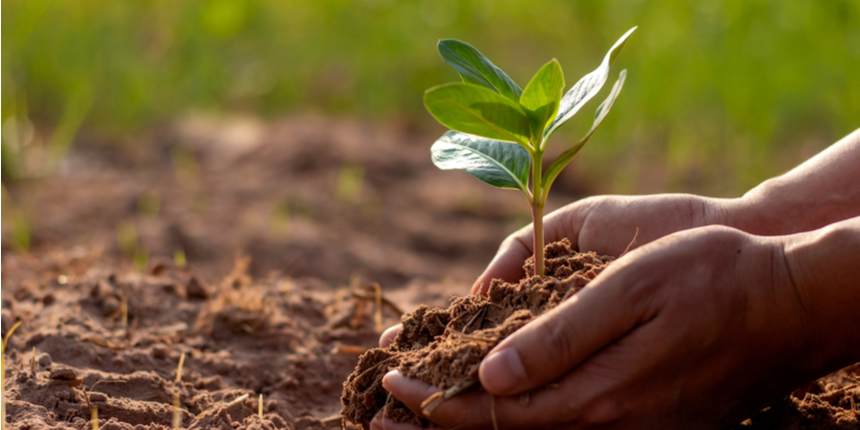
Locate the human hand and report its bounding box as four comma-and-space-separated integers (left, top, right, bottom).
376, 225, 831, 429
379, 194, 733, 349
472, 194, 734, 295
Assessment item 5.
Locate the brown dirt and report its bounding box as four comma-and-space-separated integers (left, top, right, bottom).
341, 239, 613, 428
3, 115, 859, 429
734, 363, 860, 430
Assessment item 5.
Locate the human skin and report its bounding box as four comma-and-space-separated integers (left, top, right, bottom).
373, 128, 860, 429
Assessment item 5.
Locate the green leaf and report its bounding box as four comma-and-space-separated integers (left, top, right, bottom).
437, 39, 523, 102
431, 131, 531, 193
543, 26, 636, 140
541, 70, 627, 194
519, 59, 565, 142
424, 82, 532, 146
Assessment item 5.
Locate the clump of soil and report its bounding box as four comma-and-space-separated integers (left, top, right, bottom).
735, 363, 860, 430
341, 239, 613, 428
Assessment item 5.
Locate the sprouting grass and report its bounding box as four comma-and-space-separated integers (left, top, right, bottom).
173, 249, 187, 267
2, 321, 23, 425
335, 163, 364, 206
268, 201, 291, 238
115, 219, 149, 271
1, 186, 31, 253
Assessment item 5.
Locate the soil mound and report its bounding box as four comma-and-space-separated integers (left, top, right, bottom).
341, 239, 613, 428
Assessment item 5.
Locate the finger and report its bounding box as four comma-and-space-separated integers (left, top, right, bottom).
386, 317, 670, 429
479, 257, 650, 396
380, 324, 402, 348
382, 367, 623, 429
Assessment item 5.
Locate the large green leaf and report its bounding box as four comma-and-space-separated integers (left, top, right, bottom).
541, 70, 627, 194
437, 39, 523, 102
543, 27, 636, 140
431, 131, 531, 193
519, 59, 565, 142
424, 82, 532, 145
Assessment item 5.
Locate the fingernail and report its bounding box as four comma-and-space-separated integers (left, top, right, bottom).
480, 348, 526, 393
381, 369, 400, 388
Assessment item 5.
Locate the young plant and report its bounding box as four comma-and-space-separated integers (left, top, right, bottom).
425, 28, 636, 278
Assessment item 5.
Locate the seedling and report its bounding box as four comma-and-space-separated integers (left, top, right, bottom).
425, 28, 635, 277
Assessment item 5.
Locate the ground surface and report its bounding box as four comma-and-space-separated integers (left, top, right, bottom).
2, 115, 858, 429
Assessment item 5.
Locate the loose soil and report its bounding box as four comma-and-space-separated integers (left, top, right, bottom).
3, 115, 858, 429
342, 239, 613, 427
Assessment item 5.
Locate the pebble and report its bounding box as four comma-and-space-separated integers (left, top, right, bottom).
102, 297, 120, 316
152, 345, 169, 359
50, 367, 77, 380
186, 276, 209, 299
38, 353, 52, 368
42, 293, 56, 306
89, 392, 108, 402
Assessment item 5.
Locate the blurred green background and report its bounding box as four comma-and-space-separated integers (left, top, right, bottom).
3, 0, 859, 196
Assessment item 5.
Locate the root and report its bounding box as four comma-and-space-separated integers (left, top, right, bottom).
420, 380, 477, 417
381, 392, 393, 430
373, 283, 384, 333
351, 286, 404, 317
446, 327, 499, 344
226, 393, 250, 407
490, 395, 499, 430
463, 306, 488, 333
334, 344, 366, 355
519, 392, 530, 406
619, 227, 640, 258
346, 356, 399, 388
320, 414, 344, 424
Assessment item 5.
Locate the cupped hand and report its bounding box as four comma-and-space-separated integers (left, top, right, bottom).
380, 194, 734, 349
377, 225, 823, 429
472, 194, 734, 295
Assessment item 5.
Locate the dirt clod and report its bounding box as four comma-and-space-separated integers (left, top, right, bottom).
341, 239, 613, 428
49, 367, 78, 381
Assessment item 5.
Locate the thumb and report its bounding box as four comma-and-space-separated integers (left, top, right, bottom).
478, 261, 643, 395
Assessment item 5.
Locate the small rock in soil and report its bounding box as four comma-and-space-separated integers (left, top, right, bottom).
38, 353, 52, 368
152, 344, 169, 359
89, 392, 109, 402
186, 276, 210, 299
50, 367, 78, 380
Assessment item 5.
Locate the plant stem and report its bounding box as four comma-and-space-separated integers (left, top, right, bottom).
531, 150, 545, 278
531, 203, 544, 277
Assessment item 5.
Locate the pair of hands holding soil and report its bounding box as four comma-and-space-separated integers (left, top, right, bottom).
374, 129, 860, 430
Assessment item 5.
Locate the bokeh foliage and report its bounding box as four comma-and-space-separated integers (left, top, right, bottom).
3, 0, 859, 195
